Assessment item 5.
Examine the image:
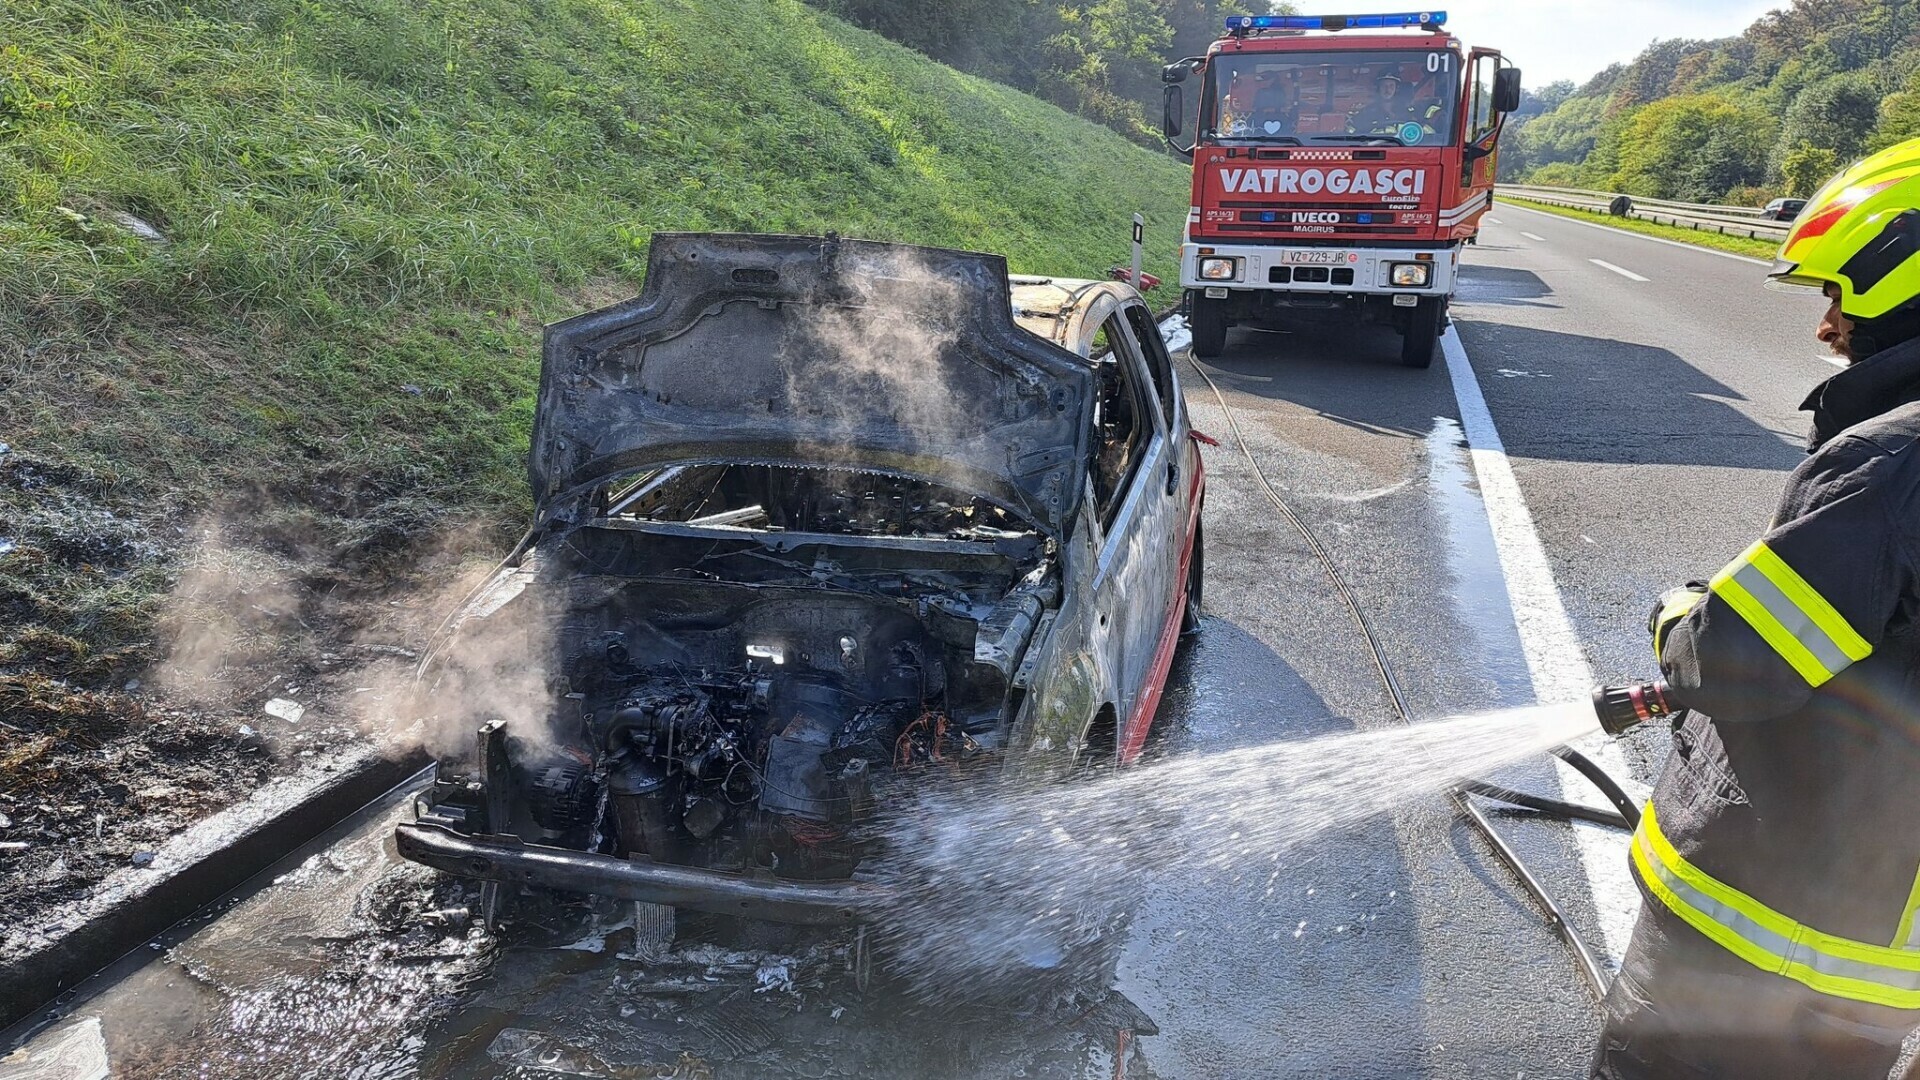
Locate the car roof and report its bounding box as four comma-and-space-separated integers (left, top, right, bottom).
1008, 276, 1148, 359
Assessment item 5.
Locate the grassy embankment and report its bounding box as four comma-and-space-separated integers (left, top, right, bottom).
1498, 197, 1780, 261
0, 0, 1194, 697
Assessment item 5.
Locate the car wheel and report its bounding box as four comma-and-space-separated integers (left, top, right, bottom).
1181, 518, 1205, 635
1400, 298, 1441, 369
1189, 294, 1228, 358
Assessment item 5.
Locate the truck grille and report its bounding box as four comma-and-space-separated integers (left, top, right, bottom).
1270, 266, 1356, 285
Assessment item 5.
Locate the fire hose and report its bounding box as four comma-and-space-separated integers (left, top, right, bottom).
1178, 336, 1667, 1003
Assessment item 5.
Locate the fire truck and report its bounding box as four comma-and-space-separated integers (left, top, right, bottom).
1162, 11, 1521, 367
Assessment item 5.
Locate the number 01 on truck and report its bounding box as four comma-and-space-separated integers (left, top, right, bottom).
1162, 11, 1521, 367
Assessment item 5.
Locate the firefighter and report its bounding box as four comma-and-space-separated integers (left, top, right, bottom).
1346, 73, 1410, 136
1592, 138, 1920, 1078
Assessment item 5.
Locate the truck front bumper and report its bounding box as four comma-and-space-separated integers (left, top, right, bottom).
1181, 242, 1458, 295
394, 822, 888, 926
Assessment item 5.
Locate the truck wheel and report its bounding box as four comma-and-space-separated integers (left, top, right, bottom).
1399, 299, 1442, 369
1189, 295, 1228, 358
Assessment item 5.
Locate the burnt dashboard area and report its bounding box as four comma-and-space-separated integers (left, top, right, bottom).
417, 465, 1057, 886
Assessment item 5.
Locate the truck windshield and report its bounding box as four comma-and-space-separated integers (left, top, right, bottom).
1204, 49, 1460, 146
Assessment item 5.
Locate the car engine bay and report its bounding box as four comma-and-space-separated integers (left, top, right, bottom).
417, 464, 1058, 884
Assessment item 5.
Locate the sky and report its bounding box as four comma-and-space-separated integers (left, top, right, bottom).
1306, 1, 1787, 88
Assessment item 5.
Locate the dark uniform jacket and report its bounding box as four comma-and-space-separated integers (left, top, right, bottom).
1653, 334, 1920, 956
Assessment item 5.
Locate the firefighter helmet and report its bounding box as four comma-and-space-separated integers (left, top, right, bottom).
1771, 138, 1920, 321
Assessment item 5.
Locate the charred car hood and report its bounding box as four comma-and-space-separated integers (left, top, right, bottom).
532, 234, 1094, 532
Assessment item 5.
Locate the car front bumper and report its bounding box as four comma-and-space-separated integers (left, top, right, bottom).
394, 822, 889, 926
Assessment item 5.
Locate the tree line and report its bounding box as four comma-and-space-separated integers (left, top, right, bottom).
807, 0, 1289, 145
1502, 0, 1920, 205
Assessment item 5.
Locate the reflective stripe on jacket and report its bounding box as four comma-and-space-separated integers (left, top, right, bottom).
1645, 335, 1920, 1006
1633, 803, 1920, 1009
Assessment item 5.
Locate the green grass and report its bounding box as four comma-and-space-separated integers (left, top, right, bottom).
1497, 197, 1780, 261
0, 0, 1194, 679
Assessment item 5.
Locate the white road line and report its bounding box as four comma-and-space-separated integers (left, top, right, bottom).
1441, 325, 1641, 967
1483, 216, 1504, 225
1590, 259, 1650, 282
1500, 199, 1772, 267
1520, 232, 1547, 243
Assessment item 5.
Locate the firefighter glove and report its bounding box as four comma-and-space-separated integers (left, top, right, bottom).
1650, 583, 1708, 665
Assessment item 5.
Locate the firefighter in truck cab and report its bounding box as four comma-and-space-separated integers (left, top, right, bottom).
1347, 72, 1445, 138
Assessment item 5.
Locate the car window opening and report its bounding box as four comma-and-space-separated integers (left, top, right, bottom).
593, 463, 1036, 542
1123, 303, 1179, 423
1090, 315, 1151, 526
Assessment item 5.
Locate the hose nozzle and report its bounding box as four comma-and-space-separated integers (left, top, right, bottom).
1592, 680, 1679, 736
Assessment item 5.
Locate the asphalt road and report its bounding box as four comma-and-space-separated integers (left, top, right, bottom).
1, 207, 1836, 1079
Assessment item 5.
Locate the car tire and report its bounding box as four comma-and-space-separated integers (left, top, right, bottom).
1181, 518, 1205, 635
1400, 298, 1442, 369
1189, 294, 1228, 358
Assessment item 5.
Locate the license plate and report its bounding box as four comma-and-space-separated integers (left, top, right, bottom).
1281, 250, 1349, 265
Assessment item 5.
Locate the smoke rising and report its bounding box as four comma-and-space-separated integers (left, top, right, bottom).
144, 245, 997, 771
777, 246, 977, 456
399, 549, 567, 762
149, 514, 558, 763
154, 523, 315, 705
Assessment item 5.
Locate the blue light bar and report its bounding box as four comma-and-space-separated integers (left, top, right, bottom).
1225, 11, 1446, 33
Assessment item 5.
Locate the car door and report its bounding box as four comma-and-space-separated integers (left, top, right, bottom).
1119, 299, 1202, 759
1082, 303, 1181, 763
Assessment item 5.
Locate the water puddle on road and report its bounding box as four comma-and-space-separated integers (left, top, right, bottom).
42, 800, 498, 1079
8, 795, 1152, 1078
9, 706, 1601, 1079
1424, 415, 1537, 703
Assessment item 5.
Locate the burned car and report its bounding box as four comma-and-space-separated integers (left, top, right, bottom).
394, 234, 1206, 932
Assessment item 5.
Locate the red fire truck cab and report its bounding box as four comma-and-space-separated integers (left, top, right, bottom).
1162, 11, 1521, 367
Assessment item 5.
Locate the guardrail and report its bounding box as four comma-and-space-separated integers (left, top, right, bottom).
1498, 184, 1792, 242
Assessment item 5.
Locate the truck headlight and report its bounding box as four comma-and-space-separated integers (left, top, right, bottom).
1389, 262, 1432, 287
1199, 257, 1239, 281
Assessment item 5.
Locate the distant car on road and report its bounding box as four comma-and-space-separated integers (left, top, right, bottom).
395, 234, 1206, 938
1760, 198, 1807, 221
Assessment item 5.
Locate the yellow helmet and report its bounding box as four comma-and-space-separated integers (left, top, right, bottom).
1771, 138, 1920, 321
